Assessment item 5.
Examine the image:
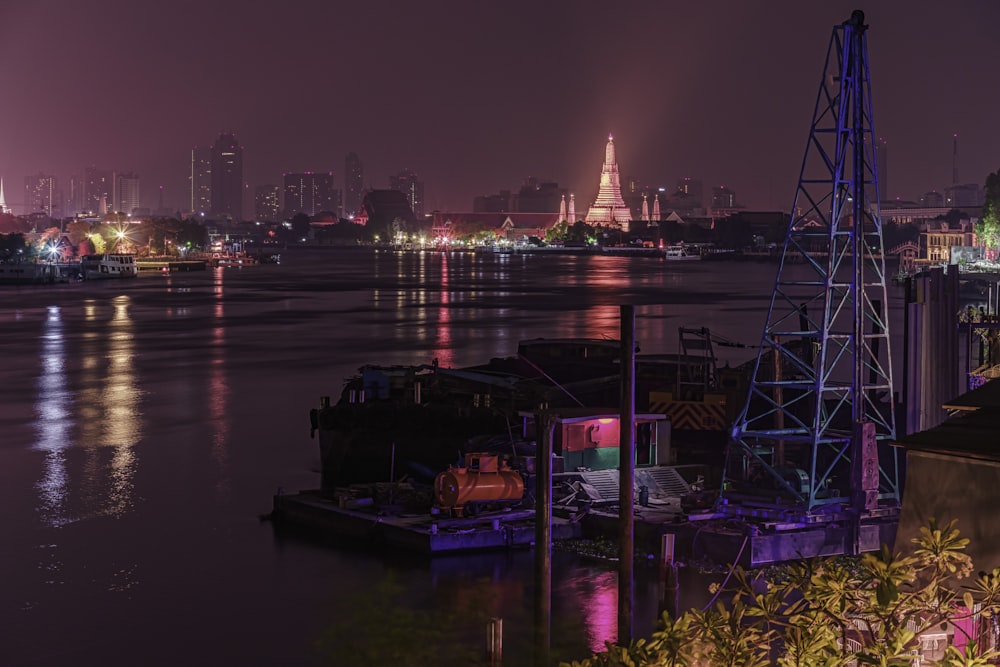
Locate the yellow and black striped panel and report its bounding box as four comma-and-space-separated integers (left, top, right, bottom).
649, 392, 728, 431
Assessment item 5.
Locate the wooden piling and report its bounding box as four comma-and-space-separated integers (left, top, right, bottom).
534, 411, 553, 666
618, 305, 635, 646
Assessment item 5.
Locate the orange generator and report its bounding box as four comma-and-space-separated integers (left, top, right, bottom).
434, 452, 524, 516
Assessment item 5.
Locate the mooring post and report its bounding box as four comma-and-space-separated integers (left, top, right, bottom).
534, 409, 553, 666
659, 533, 679, 620
618, 304, 635, 646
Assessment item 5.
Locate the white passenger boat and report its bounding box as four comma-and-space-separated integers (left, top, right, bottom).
80, 253, 138, 279
663, 245, 700, 261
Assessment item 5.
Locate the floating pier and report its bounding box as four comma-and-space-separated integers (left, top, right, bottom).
272, 489, 582, 554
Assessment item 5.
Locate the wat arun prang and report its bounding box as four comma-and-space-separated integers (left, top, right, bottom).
584, 134, 631, 229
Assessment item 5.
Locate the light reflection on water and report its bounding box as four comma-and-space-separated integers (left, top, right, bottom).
32, 295, 143, 527
35, 305, 69, 527
210, 268, 230, 496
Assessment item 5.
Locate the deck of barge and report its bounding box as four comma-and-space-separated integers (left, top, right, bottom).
272, 489, 582, 554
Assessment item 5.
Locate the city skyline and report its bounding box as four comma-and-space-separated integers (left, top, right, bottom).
1, 2, 998, 215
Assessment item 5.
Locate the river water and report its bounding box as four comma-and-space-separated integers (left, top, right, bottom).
0, 248, 906, 665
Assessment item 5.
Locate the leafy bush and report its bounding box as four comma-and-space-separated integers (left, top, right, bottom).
562, 519, 1000, 667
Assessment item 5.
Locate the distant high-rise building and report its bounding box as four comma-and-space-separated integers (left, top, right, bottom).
585, 134, 630, 226
876, 137, 888, 201
513, 178, 564, 214
190, 147, 212, 215
24, 173, 57, 216
0, 178, 8, 214
255, 185, 280, 222
354, 189, 415, 227
115, 172, 140, 215
390, 168, 424, 218
83, 166, 112, 215
68, 175, 81, 214
711, 185, 737, 210
952, 133, 959, 185
344, 152, 364, 218
675, 177, 704, 208
945, 183, 984, 208
210, 133, 243, 220
283, 172, 336, 217
473, 189, 512, 213
921, 190, 944, 208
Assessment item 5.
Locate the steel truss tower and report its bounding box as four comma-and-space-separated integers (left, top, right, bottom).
718, 11, 900, 527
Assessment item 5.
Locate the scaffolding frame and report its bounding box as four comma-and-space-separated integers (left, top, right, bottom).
719, 11, 901, 523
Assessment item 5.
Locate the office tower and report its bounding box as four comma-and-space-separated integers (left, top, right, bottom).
675, 177, 704, 208
921, 190, 944, 207
190, 147, 212, 215
514, 178, 564, 213
344, 152, 364, 218
83, 166, 113, 215
711, 185, 737, 209
283, 172, 336, 217
255, 185, 280, 222
390, 168, 424, 218
115, 172, 140, 215
24, 173, 57, 215
585, 134, 630, 225
876, 137, 888, 201
210, 133, 243, 220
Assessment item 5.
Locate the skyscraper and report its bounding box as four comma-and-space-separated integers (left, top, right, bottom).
283, 172, 336, 217
24, 173, 57, 215
344, 152, 364, 218
255, 185, 280, 222
585, 134, 630, 226
83, 166, 112, 215
876, 137, 888, 201
190, 147, 212, 215
115, 172, 140, 215
390, 168, 424, 218
210, 133, 243, 221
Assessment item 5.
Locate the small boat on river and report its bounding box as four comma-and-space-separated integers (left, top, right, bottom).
80, 253, 138, 279
663, 245, 700, 261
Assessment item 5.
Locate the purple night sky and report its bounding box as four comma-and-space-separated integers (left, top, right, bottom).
1, 1, 997, 214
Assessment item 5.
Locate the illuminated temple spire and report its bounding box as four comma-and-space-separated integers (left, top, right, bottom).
559, 194, 567, 222
568, 193, 576, 222
641, 194, 649, 221
585, 133, 631, 227
0, 178, 6, 214
652, 194, 661, 221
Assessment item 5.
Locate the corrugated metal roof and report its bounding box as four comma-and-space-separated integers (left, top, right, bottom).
942, 376, 1000, 411
893, 379, 1000, 462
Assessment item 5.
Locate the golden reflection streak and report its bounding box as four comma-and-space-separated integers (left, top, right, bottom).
434, 251, 454, 367
210, 269, 230, 495
102, 296, 139, 518
34, 306, 70, 527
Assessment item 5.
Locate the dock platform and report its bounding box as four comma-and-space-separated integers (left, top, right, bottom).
272, 489, 582, 554
135, 258, 207, 272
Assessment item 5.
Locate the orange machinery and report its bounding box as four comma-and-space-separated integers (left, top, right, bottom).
434, 452, 524, 516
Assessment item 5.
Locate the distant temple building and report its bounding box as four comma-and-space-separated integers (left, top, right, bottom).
585, 134, 631, 228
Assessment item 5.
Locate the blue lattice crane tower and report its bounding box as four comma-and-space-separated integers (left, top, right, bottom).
716, 11, 900, 552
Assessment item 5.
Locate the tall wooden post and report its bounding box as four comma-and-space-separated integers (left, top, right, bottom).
534, 410, 553, 666
618, 305, 635, 646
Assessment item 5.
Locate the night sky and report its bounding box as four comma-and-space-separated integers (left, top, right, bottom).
2, 1, 998, 214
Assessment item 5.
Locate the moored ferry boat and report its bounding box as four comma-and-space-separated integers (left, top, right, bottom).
80, 253, 138, 279
663, 245, 700, 261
